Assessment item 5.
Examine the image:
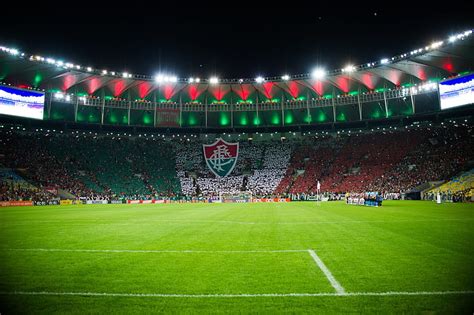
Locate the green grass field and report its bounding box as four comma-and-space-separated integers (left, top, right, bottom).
1, 201, 473, 314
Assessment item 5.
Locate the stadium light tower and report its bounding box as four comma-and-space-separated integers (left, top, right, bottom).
311, 68, 326, 79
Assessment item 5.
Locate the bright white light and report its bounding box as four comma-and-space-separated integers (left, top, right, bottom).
154, 74, 164, 83
56, 61, 64, 66
110, 71, 115, 75
155, 74, 177, 83
209, 77, 219, 84
102, 70, 108, 75
449, 36, 457, 42
238, 79, 244, 83
65, 63, 73, 68
343, 65, 355, 73
76, 65, 81, 70
282, 75, 290, 81
195, 78, 200, 83
311, 68, 326, 79
123, 72, 129, 78
9, 49, 19, 55
380, 58, 389, 64
46, 58, 56, 64
54, 92, 64, 99
188, 77, 194, 83
65, 95, 71, 101
86, 67, 92, 72
430, 41, 443, 49
255, 76, 264, 83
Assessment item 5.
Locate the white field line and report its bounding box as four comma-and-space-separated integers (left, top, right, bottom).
2, 248, 308, 254
308, 249, 346, 294
0, 290, 472, 298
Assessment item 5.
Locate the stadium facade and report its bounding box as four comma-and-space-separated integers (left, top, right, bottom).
0, 30, 472, 132
0, 30, 473, 203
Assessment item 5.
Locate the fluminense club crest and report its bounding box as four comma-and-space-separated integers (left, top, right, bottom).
203, 138, 239, 177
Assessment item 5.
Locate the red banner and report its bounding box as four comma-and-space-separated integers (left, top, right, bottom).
44, 186, 58, 195
0, 201, 34, 207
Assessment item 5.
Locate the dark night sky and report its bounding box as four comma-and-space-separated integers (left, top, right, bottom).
0, 2, 472, 79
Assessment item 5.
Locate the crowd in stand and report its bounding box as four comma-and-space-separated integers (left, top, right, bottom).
372, 125, 473, 193
175, 140, 291, 198
0, 130, 181, 201
0, 182, 54, 202
276, 123, 473, 196
1, 131, 94, 199
0, 120, 472, 201
423, 189, 471, 203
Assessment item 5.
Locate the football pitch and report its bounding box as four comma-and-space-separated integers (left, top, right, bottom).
0, 201, 473, 313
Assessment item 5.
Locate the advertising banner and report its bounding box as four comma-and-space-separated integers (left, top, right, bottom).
34, 200, 60, 206
252, 198, 291, 203
0, 201, 34, 207
86, 200, 108, 204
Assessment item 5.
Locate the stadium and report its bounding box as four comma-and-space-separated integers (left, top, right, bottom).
0, 11, 473, 313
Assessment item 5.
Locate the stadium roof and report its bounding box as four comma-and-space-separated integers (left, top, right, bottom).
0, 30, 473, 102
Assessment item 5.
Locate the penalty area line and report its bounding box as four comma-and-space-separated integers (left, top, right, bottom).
0, 291, 473, 298
308, 249, 346, 294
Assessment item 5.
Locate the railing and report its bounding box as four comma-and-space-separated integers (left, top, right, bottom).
50, 85, 436, 113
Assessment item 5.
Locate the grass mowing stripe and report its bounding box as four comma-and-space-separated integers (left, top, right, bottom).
307, 250, 346, 294
2, 248, 308, 253
1, 291, 473, 298
1, 201, 472, 312
2, 218, 472, 225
